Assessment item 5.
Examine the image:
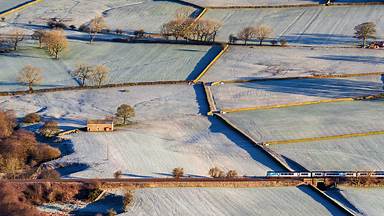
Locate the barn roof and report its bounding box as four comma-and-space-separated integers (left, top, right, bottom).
87, 119, 113, 124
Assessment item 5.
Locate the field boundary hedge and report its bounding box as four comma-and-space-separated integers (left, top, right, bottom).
204, 1, 384, 9
0, 0, 43, 17
193, 44, 229, 83
0, 80, 189, 96
305, 184, 356, 216
214, 113, 295, 172
265, 130, 384, 145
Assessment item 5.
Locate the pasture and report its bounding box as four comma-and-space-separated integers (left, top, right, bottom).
210, 75, 384, 110
0, 41, 216, 91
225, 100, 384, 143
202, 46, 384, 82
203, 5, 384, 45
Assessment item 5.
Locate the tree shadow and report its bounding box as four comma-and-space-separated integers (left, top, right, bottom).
284, 33, 357, 46
297, 184, 348, 216
310, 55, 384, 65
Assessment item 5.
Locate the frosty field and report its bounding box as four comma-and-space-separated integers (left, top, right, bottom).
327, 187, 384, 216
203, 5, 384, 45
225, 100, 384, 143
269, 134, 384, 171
202, 46, 384, 82
0, 0, 28, 13
211, 75, 384, 110
0, 84, 283, 178
117, 186, 346, 216
0, 41, 215, 91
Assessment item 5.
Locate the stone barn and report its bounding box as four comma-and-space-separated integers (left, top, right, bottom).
87, 120, 114, 132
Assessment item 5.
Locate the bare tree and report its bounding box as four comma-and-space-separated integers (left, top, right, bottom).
31, 30, 46, 48
254, 25, 273, 45
72, 64, 93, 86
116, 104, 135, 125
208, 167, 225, 178
88, 16, 107, 44
237, 27, 256, 45
172, 167, 184, 179
123, 191, 134, 211
161, 18, 189, 40
16, 65, 43, 92
8, 30, 25, 51
354, 22, 376, 47
91, 65, 109, 87
43, 30, 68, 59
226, 170, 238, 178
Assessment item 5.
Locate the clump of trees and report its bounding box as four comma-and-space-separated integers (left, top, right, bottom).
116, 104, 135, 125
209, 167, 238, 178
17, 65, 43, 92
354, 22, 376, 47
0, 110, 61, 179
237, 25, 273, 45
161, 18, 221, 42
72, 64, 110, 87
39, 121, 61, 138
172, 167, 184, 179
79, 16, 108, 43
24, 113, 41, 124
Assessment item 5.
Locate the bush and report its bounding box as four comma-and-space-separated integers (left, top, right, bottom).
40, 121, 60, 137
226, 170, 238, 178
23, 113, 40, 124
38, 169, 60, 180
123, 191, 134, 211
114, 170, 122, 179
208, 167, 225, 178
36, 144, 61, 162
172, 167, 184, 178
108, 208, 117, 216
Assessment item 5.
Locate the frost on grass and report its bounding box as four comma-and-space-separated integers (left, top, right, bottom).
225, 100, 384, 142
270, 134, 384, 171
327, 187, 384, 216
0, 85, 283, 178
119, 187, 345, 216
202, 46, 384, 82
203, 6, 384, 45
210, 75, 384, 110
0, 41, 211, 91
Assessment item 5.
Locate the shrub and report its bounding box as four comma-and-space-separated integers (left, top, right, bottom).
172, 167, 184, 178
108, 208, 117, 216
123, 191, 134, 211
226, 170, 238, 178
40, 121, 60, 137
208, 167, 225, 178
36, 144, 61, 162
23, 113, 40, 124
38, 169, 60, 180
114, 170, 122, 179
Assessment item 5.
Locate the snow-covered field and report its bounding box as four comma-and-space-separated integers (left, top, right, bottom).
203, 5, 384, 45
113, 186, 346, 216
0, 41, 214, 91
225, 100, 384, 143
187, 0, 383, 7
3, 0, 193, 32
327, 187, 384, 216
269, 134, 384, 171
211, 75, 384, 110
0, 0, 28, 13
0, 84, 283, 178
202, 46, 384, 82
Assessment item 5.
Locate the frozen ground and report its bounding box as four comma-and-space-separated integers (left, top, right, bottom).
0, 0, 28, 13
211, 75, 384, 110
0, 41, 215, 91
89, 186, 348, 216
269, 134, 384, 171
327, 187, 384, 216
202, 46, 384, 82
186, 0, 383, 7
225, 100, 384, 142
0, 84, 283, 178
3, 0, 193, 32
203, 5, 384, 45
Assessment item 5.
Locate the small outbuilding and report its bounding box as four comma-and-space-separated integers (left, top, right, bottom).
87, 120, 114, 132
